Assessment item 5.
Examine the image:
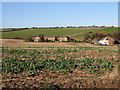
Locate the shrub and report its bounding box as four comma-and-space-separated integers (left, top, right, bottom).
110, 32, 120, 40
84, 32, 99, 42
25, 36, 33, 42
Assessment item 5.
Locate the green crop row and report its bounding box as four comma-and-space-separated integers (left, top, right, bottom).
2, 48, 118, 75
2, 57, 113, 75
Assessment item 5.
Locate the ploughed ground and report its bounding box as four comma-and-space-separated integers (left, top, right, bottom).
1, 39, 116, 48
1, 39, 120, 88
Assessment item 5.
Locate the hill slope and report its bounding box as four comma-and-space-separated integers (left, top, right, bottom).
2, 27, 118, 41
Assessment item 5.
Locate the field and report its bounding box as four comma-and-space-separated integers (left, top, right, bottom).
1, 27, 119, 88
2, 27, 119, 41
1, 39, 120, 88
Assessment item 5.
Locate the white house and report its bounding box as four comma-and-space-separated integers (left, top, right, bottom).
98, 36, 114, 45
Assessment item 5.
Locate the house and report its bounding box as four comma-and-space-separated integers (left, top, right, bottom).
32, 36, 41, 42
98, 36, 114, 45
57, 36, 69, 41
44, 36, 57, 42
31, 35, 76, 42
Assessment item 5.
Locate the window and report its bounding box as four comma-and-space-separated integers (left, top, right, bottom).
106, 39, 110, 40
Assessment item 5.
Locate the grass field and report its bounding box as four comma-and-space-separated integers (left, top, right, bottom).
2, 27, 119, 40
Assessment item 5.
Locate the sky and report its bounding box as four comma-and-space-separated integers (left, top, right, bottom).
2, 2, 118, 28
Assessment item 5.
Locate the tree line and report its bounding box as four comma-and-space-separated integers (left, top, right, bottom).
2, 25, 114, 30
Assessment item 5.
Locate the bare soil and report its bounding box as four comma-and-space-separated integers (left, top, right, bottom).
1, 39, 118, 48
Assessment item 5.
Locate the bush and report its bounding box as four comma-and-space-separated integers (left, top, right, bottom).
25, 36, 33, 42
84, 32, 99, 42
110, 32, 120, 40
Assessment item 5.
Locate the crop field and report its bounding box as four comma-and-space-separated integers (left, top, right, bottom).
2, 46, 119, 88
2, 27, 119, 40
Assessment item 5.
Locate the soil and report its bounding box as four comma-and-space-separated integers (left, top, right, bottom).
1, 39, 118, 48
1, 39, 120, 89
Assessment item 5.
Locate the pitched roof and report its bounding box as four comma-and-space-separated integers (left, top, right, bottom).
101, 36, 114, 40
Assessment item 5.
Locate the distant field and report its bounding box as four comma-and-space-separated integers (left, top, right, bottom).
2, 27, 119, 40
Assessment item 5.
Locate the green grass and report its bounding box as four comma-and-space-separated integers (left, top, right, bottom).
2, 28, 88, 39
100, 27, 118, 33
2, 27, 119, 40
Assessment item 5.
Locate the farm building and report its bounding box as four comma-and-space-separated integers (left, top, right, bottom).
57, 36, 69, 41
98, 36, 114, 45
32, 36, 41, 42
32, 35, 75, 42
44, 36, 57, 42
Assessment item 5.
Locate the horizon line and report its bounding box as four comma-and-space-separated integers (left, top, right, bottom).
1, 25, 117, 29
